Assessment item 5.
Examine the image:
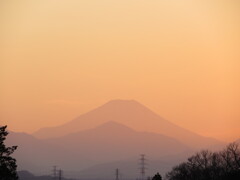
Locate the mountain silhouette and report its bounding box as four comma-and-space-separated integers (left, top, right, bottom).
34, 99, 222, 148
46, 121, 190, 159
6, 132, 60, 174
7, 122, 190, 175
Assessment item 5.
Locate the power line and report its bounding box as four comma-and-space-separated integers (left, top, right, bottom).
52, 166, 57, 180
58, 169, 62, 180
116, 168, 119, 180
139, 154, 147, 180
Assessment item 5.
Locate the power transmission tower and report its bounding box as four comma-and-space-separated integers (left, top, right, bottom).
139, 154, 147, 180
116, 168, 119, 180
58, 169, 62, 180
52, 166, 57, 179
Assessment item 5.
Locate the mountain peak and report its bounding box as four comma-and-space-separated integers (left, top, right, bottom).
98, 99, 151, 113
103, 99, 142, 107
33, 99, 222, 150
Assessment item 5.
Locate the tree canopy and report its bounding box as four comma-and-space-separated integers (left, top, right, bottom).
0, 125, 18, 180
152, 172, 162, 180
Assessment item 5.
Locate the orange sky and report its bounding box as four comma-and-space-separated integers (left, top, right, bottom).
1, 0, 240, 141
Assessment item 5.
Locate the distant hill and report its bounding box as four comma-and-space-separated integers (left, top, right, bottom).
46, 121, 190, 163
6, 132, 64, 175
75, 151, 193, 179
235, 138, 240, 144
18, 170, 73, 180
8, 122, 190, 177
33, 99, 223, 149
18, 170, 35, 180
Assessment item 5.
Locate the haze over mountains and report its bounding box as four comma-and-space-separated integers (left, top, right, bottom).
34, 100, 222, 149
7, 121, 191, 177
46, 121, 190, 160
6, 100, 226, 178
76, 151, 192, 179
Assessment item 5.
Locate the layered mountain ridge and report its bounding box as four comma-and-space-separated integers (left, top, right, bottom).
6, 100, 225, 178
7, 121, 191, 177
33, 99, 222, 149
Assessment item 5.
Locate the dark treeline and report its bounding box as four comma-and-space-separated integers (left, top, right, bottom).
165, 143, 240, 180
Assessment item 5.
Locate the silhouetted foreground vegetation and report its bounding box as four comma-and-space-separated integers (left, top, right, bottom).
0, 126, 18, 180
152, 172, 162, 180
166, 143, 240, 180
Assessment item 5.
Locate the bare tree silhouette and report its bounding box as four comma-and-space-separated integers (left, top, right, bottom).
166, 143, 240, 180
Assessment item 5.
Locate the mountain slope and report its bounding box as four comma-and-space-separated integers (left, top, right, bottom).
34, 100, 222, 149
6, 132, 58, 174
7, 122, 190, 175
45, 121, 190, 167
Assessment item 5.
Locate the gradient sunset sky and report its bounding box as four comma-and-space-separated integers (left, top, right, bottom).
1, 0, 239, 141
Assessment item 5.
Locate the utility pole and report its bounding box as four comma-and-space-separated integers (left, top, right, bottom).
58, 169, 62, 180
139, 154, 146, 180
52, 166, 57, 180
116, 168, 119, 180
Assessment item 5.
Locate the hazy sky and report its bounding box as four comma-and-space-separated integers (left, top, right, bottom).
1, 0, 240, 141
